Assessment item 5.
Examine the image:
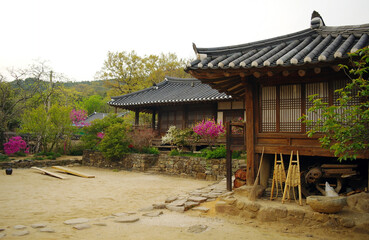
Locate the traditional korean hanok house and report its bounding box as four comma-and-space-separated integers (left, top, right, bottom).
185, 12, 369, 189
108, 76, 245, 137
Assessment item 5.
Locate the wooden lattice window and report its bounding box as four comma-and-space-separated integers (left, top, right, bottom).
261, 86, 277, 132
260, 79, 361, 134
280, 84, 302, 132
305, 82, 329, 131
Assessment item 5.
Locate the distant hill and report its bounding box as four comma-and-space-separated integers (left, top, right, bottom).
9, 78, 113, 98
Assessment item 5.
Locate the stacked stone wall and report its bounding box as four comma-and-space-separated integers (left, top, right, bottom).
82, 150, 245, 180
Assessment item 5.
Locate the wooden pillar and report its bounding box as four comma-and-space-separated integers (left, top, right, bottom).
245, 82, 255, 185
226, 122, 232, 191
135, 109, 139, 127
151, 109, 156, 130
114, 107, 117, 114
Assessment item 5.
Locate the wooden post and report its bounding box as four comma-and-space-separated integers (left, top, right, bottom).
114, 107, 117, 114
151, 109, 156, 130
135, 109, 139, 127
226, 121, 232, 191
245, 82, 255, 185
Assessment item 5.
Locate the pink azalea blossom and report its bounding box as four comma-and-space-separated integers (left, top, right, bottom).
70, 109, 90, 127
3, 136, 28, 156
193, 119, 225, 146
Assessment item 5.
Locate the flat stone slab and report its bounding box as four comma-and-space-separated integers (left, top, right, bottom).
152, 203, 166, 209
64, 218, 89, 225
0, 233, 6, 239
40, 228, 55, 233
142, 211, 163, 217
93, 222, 107, 226
192, 207, 210, 213
12, 230, 29, 236
114, 216, 139, 223
31, 223, 47, 228
112, 212, 128, 217
185, 201, 200, 210
139, 206, 154, 212
169, 199, 187, 206
14, 225, 27, 230
73, 223, 91, 230
165, 196, 178, 203
187, 224, 208, 233
166, 205, 185, 213
187, 196, 207, 203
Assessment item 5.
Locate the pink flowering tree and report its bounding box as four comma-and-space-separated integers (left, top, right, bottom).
3, 136, 29, 156
70, 109, 90, 127
193, 119, 225, 147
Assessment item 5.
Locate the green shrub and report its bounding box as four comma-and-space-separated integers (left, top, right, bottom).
141, 147, 160, 155
98, 123, 131, 161
81, 114, 126, 150
0, 154, 9, 162
169, 149, 180, 156
202, 146, 226, 159
69, 143, 85, 156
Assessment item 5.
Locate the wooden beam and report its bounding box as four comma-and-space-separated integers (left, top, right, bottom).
332, 65, 341, 72
267, 71, 273, 77
240, 72, 246, 78
245, 82, 255, 185
298, 69, 306, 77
253, 72, 261, 78
224, 72, 231, 77
282, 70, 289, 77
314, 67, 321, 74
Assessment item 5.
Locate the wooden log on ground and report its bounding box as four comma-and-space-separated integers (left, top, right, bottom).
52, 166, 95, 178
31, 167, 67, 179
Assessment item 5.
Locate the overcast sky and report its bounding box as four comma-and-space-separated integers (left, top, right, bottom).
1, 0, 369, 81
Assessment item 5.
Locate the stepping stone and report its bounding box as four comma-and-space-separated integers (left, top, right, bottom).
192, 207, 210, 213
93, 222, 107, 226
187, 196, 207, 203
206, 198, 216, 202
152, 203, 166, 209
185, 201, 200, 210
165, 196, 177, 203
73, 224, 91, 230
14, 225, 27, 230
142, 211, 163, 217
64, 218, 89, 225
112, 213, 128, 217
139, 206, 154, 212
166, 205, 185, 213
169, 199, 187, 207
0, 233, 5, 239
40, 228, 55, 233
114, 216, 139, 223
187, 225, 208, 233
12, 230, 29, 236
31, 223, 47, 228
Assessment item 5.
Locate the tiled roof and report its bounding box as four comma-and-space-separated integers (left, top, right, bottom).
85, 112, 128, 123
108, 77, 232, 108
186, 15, 369, 71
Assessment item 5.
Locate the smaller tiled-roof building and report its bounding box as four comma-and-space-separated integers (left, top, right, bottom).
108, 76, 245, 135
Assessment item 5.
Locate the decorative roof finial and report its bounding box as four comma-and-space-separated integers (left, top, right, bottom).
311, 11, 325, 29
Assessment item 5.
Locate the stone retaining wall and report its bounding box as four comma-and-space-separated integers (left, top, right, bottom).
82, 150, 245, 180
0, 159, 82, 169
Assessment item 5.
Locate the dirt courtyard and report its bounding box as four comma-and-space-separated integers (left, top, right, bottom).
0, 166, 367, 239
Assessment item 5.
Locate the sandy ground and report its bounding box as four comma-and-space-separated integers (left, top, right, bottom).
0, 166, 367, 240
